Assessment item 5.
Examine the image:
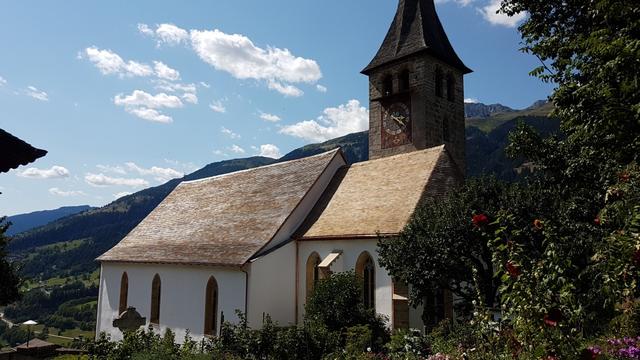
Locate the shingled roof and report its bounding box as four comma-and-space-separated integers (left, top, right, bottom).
296, 145, 460, 239
98, 149, 342, 266
362, 0, 471, 75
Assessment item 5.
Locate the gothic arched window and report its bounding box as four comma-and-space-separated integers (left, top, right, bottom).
150, 274, 161, 324
446, 72, 455, 102
306, 252, 321, 300
435, 68, 444, 98
356, 252, 375, 309
119, 272, 128, 315
383, 75, 393, 96
399, 69, 410, 91
204, 276, 219, 336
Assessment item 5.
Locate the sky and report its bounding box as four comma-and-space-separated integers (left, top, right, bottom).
0, 0, 554, 216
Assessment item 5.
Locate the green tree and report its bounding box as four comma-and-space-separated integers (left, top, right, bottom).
378, 177, 552, 316
304, 271, 388, 351
501, 0, 639, 169
0, 217, 21, 306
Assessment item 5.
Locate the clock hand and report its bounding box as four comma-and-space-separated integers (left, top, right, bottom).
391, 115, 406, 127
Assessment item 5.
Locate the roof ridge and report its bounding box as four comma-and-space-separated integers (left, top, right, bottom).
180, 148, 341, 185
350, 145, 445, 168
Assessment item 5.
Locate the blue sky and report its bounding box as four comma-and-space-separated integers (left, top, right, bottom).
0, 0, 554, 216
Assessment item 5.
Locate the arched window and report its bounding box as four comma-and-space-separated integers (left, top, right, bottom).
399, 69, 410, 91
118, 272, 128, 315
356, 252, 375, 309
150, 274, 161, 324
446, 72, 455, 102
382, 75, 393, 96
442, 117, 451, 142
306, 252, 321, 300
204, 276, 218, 336
435, 67, 444, 98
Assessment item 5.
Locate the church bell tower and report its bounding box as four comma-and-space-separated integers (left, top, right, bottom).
362, 0, 471, 174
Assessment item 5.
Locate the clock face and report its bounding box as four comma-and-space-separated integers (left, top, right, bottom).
381, 101, 411, 148
383, 103, 410, 135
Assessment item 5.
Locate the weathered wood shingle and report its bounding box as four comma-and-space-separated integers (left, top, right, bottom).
98, 149, 341, 266
296, 145, 460, 239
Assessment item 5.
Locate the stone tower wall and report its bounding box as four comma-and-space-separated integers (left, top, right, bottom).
368, 53, 466, 175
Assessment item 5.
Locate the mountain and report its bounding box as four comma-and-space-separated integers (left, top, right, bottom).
6, 205, 93, 236
9, 104, 559, 282
465, 100, 553, 133
464, 102, 515, 119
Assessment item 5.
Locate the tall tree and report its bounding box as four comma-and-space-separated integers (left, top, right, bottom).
0, 217, 21, 305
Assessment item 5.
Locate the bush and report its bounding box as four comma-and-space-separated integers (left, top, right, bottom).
305, 271, 389, 351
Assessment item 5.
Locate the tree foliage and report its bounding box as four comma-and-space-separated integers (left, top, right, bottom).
502, 0, 640, 168
0, 217, 21, 306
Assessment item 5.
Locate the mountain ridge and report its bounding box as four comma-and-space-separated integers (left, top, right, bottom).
8, 102, 557, 281
6, 205, 94, 236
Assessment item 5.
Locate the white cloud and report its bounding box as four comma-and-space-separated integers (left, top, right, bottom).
139, 23, 189, 46
464, 98, 480, 103
436, 0, 474, 6
212, 149, 226, 156
182, 93, 198, 104
280, 99, 369, 142
83, 47, 154, 77
221, 126, 240, 139
153, 61, 180, 81
96, 164, 127, 174
479, 0, 527, 27
85, 173, 149, 187
257, 144, 281, 159
18, 166, 69, 179
114, 90, 183, 123
114, 191, 132, 199
49, 187, 86, 197
229, 144, 245, 154
125, 162, 183, 182
0, 76, 6, 86
154, 80, 197, 94
267, 80, 303, 97
156, 23, 190, 46
84, 47, 183, 80
210, 100, 227, 113
189, 28, 321, 96
259, 112, 281, 122
26, 86, 48, 101
126, 107, 173, 123
316, 84, 327, 93
137, 23, 154, 36
123, 91, 177, 108
199, 81, 211, 88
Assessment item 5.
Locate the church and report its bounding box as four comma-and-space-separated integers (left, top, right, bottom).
96, 0, 471, 341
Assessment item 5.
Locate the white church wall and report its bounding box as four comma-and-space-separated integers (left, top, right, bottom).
258, 152, 346, 255
96, 262, 246, 342
246, 241, 297, 328
297, 239, 394, 327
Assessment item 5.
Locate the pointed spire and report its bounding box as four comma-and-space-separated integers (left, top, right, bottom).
362, 0, 471, 75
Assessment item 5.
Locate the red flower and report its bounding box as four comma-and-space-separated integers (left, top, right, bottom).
633, 249, 640, 267
533, 219, 544, 230
594, 217, 601, 226
544, 308, 563, 327
506, 261, 521, 278
619, 171, 631, 183
472, 214, 489, 227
